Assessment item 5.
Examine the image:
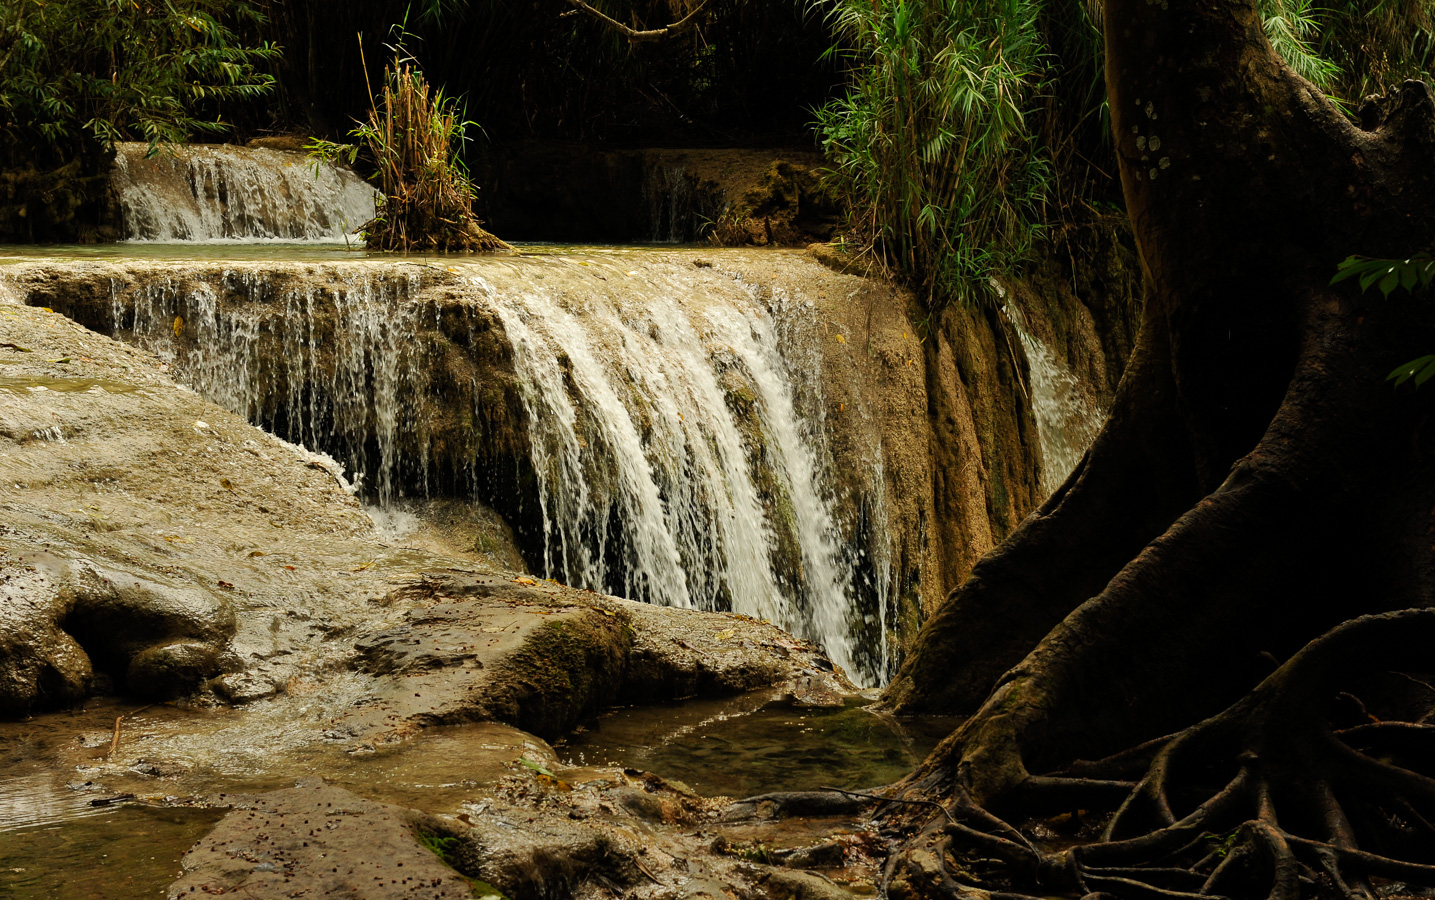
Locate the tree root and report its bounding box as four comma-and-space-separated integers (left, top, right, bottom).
872, 611, 1435, 900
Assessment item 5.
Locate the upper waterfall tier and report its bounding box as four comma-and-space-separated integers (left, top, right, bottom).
111, 143, 378, 243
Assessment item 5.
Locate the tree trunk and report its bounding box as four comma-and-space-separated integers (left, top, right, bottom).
870, 0, 1435, 892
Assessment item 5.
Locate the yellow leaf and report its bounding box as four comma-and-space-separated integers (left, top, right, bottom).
715, 629, 736, 640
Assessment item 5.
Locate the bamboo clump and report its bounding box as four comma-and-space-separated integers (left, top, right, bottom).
358, 59, 510, 252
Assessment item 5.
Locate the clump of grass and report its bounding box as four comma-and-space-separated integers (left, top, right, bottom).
813, 0, 1051, 312
316, 44, 510, 252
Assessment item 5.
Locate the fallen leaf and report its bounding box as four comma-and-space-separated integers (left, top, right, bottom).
535, 773, 573, 792
518, 758, 556, 777
715, 629, 736, 640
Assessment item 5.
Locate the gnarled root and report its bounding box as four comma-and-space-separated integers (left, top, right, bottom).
879, 610, 1435, 900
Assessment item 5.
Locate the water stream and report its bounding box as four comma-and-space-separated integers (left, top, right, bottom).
1002, 299, 1105, 495
111, 143, 378, 243
58, 250, 888, 685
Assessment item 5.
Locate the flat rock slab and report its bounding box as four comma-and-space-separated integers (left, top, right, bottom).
168, 780, 475, 899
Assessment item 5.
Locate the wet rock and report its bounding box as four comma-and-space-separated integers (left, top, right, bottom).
480, 606, 631, 741
0, 553, 92, 715
167, 780, 476, 899
0, 548, 237, 709
64, 563, 236, 696
450, 803, 642, 898
0, 302, 378, 716
621, 602, 820, 701
126, 640, 224, 698
211, 671, 284, 704
788, 673, 847, 708
758, 869, 856, 900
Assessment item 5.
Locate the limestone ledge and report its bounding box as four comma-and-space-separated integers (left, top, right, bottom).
0, 301, 850, 740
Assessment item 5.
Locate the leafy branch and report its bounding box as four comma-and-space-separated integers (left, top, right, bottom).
1331, 255, 1435, 386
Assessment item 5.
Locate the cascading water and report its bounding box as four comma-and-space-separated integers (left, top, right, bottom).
1004, 300, 1105, 494
100, 254, 887, 685
111, 143, 378, 242
113, 269, 429, 503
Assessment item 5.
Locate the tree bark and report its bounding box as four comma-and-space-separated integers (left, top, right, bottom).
884, 0, 1435, 806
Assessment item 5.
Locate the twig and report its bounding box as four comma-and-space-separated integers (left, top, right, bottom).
105, 703, 155, 760
561, 0, 707, 42
107, 715, 123, 759
632, 857, 661, 884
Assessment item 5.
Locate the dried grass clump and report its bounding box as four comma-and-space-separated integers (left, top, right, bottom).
356, 59, 510, 252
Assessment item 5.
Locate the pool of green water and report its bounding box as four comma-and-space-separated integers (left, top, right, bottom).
559, 693, 955, 798
0, 805, 224, 900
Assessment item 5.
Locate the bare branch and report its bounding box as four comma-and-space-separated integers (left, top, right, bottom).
560, 0, 707, 42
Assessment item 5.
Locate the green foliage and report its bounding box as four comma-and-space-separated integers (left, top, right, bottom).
1315, 0, 1435, 102
1201, 830, 1240, 859
418, 831, 463, 861
1331, 255, 1435, 386
0, 0, 279, 162
1259, 0, 1342, 90
517, 756, 557, 777
814, 0, 1050, 310
813, 0, 1429, 313
313, 43, 509, 252
1388, 355, 1435, 388
1254, 0, 1435, 103
1331, 255, 1435, 299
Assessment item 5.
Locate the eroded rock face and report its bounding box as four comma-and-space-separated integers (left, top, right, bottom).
0, 553, 91, 713
63, 562, 236, 695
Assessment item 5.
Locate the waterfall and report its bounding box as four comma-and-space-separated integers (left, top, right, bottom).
111, 143, 378, 242
1003, 300, 1105, 495
100, 255, 885, 685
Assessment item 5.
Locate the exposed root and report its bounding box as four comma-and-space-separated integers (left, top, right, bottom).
870, 611, 1435, 899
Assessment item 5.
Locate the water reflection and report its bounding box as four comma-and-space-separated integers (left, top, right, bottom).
560, 693, 954, 798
